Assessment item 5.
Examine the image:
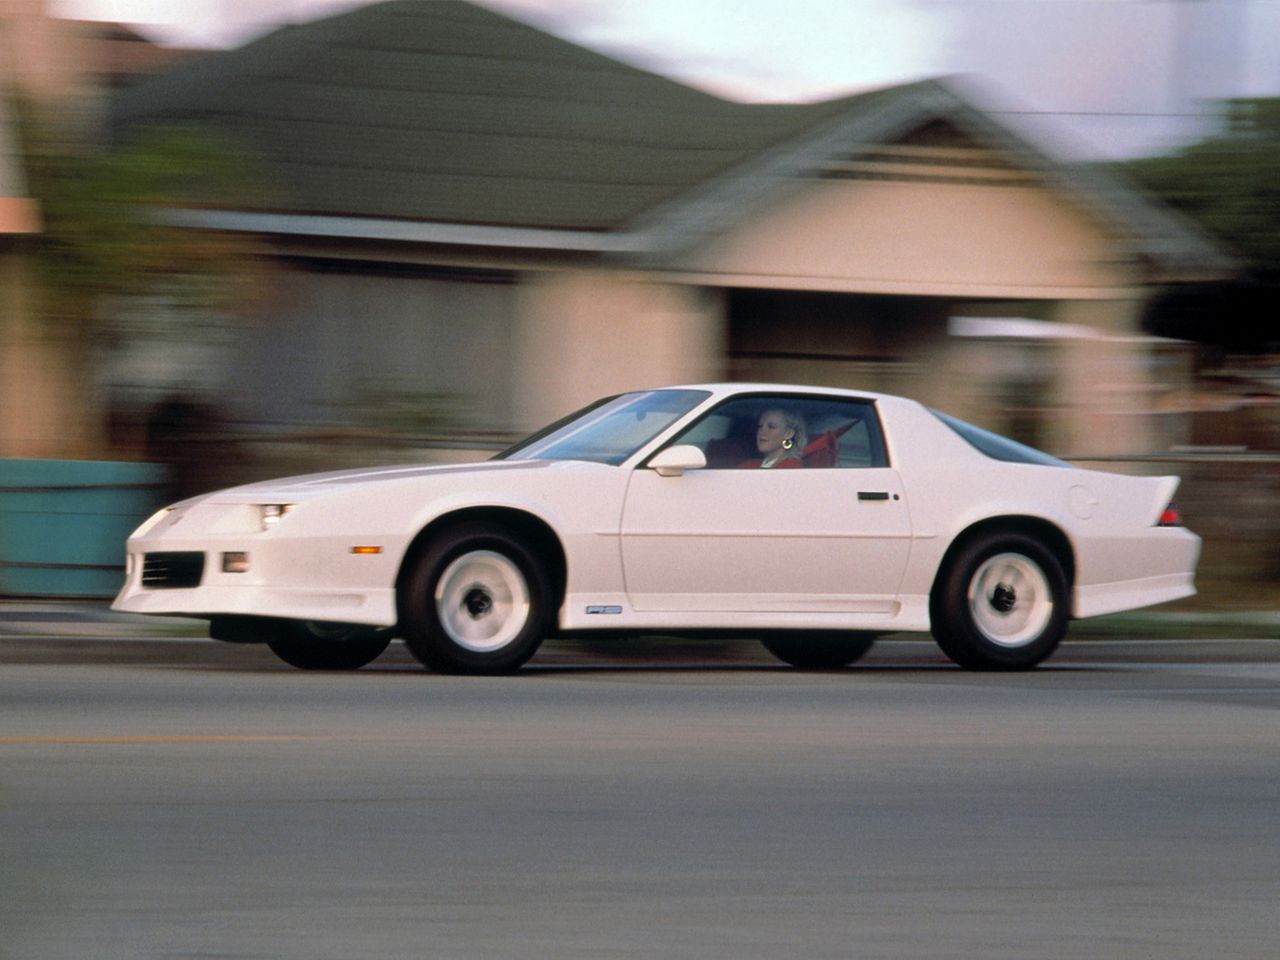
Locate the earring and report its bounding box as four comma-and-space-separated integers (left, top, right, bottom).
782, 438, 793, 450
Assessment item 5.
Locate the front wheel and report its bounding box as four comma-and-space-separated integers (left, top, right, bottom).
931, 533, 1068, 670
761, 631, 876, 669
266, 620, 393, 670
400, 523, 552, 674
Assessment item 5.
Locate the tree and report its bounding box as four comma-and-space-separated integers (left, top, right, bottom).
10, 104, 262, 457
23, 112, 263, 330
1117, 98, 1280, 351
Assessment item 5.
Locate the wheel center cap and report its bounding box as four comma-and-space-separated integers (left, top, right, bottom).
991, 583, 1017, 613
463, 586, 492, 618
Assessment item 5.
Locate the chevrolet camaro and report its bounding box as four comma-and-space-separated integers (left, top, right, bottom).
112, 384, 1200, 672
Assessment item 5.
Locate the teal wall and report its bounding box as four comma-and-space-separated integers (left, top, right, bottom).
0, 459, 168, 598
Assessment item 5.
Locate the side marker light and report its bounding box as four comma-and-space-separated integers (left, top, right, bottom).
350, 546, 383, 555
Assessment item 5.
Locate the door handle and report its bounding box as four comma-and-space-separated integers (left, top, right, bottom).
858, 491, 890, 501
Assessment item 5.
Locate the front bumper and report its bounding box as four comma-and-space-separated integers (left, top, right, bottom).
112, 573, 399, 627
112, 510, 403, 628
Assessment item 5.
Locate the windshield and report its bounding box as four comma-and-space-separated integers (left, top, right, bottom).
495, 390, 711, 465
930, 409, 1068, 467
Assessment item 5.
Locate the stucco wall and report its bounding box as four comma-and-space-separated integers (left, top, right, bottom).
673, 171, 1168, 457
0, 0, 79, 102
0, 251, 99, 458
1052, 300, 1161, 458
680, 175, 1142, 300
511, 272, 726, 430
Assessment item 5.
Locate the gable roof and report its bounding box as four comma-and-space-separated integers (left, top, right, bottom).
112, 0, 880, 230
629, 76, 1237, 279
112, 0, 1232, 280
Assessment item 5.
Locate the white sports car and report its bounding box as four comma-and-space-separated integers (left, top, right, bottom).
113, 384, 1199, 672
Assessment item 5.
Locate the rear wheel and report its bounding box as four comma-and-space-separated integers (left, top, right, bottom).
400, 523, 552, 674
266, 620, 392, 670
761, 631, 876, 669
931, 532, 1068, 670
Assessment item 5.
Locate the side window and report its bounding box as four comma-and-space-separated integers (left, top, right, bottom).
667, 396, 889, 469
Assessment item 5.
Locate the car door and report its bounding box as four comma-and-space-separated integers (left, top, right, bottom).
619, 396, 912, 614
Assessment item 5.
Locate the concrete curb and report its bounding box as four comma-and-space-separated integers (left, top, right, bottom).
0, 601, 206, 638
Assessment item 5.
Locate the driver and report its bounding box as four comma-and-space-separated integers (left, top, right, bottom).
739, 407, 806, 469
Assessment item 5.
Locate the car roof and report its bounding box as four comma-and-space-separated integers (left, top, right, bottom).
652, 383, 906, 405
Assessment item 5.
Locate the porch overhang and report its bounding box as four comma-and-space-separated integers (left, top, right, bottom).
152, 208, 647, 255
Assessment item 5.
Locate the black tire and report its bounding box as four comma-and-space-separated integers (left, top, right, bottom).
400, 522, 552, 674
761, 631, 876, 669
931, 532, 1068, 671
266, 620, 393, 670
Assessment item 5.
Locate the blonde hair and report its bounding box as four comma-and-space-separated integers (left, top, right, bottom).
759, 406, 807, 460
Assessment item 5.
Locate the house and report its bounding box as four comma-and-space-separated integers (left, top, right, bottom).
0, 0, 205, 459
0, 74, 46, 455
107, 0, 1233, 457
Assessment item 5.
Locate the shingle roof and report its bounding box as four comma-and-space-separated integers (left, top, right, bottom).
110, 0, 1234, 279
110, 0, 898, 230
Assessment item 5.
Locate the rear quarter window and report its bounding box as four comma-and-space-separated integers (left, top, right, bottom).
930, 410, 1068, 467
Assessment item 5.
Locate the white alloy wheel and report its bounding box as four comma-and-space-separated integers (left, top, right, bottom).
966, 551, 1054, 649
434, 549, 531, 653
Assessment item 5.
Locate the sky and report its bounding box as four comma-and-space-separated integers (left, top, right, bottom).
51, 0, 1280, 160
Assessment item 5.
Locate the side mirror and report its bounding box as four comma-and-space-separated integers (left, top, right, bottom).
648, 444, 707, 478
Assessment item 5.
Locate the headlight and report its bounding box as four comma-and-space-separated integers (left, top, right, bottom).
257, 503, 295, 530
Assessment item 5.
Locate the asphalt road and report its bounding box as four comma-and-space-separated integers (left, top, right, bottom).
3, 637, 1279, 960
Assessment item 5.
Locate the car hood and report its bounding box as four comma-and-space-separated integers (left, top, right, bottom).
197, 459, 558, 503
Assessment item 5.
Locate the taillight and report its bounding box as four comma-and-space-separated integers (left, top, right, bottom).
1158, 501, 1184, 527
